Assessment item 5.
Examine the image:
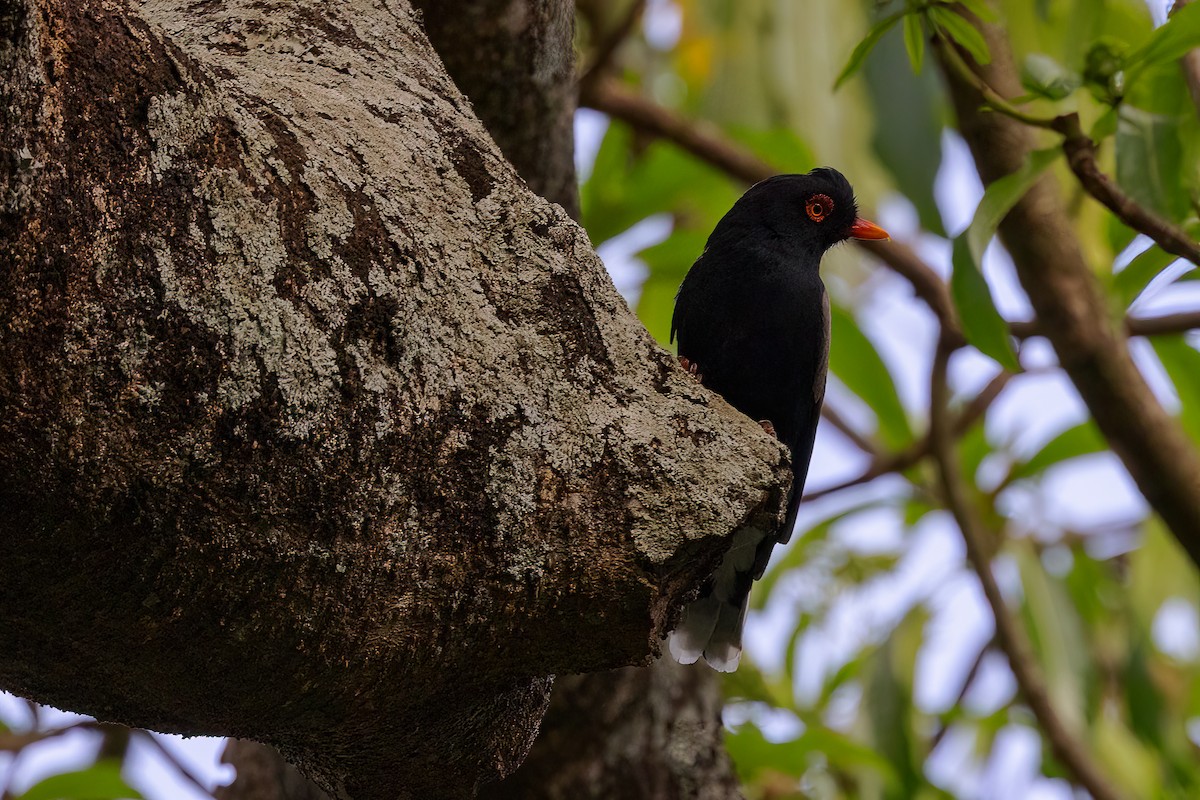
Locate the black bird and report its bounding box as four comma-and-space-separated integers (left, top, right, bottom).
668, 167, 888, 671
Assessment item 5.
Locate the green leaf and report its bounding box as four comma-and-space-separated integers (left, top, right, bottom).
950, 237, 1020, 371
726, 722, 902, 787
1091, 107, 1119, 140
1015, 542, 1090, 734
1113, 244, 1180, 308
965, 147, 1061, 257
829, 304, 913, 449
1094, 714, 1167, 798
580, 124, 740, 246
862, 22, 948, 236
864, 617, 924, 797
17, 762, 142, 800
753, 498, 889, 608
1116, 106, 1190, 223
835, 11, 907, 89
1021, 53, 1081, 100
950, 147, 1060, 371
1127, 1, 1200, 72
1011, 420, 1107, 481
1151, 335, 1200, 445
635, 228, 710, 345
903, 13, 925, 74
725, 126, 814, 174
928, 6, 992, 66
1129, 519, 1200, 627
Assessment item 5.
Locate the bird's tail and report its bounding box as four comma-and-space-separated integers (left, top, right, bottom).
667, 526, 767, 672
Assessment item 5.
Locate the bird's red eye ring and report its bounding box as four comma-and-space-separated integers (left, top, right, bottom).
806, 194, 833, 223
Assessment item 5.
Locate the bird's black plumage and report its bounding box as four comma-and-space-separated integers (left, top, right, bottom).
668, 168, 887, 671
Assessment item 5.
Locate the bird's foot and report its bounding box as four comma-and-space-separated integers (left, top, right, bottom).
678, 356, 704, 384
758, 420, 777, 439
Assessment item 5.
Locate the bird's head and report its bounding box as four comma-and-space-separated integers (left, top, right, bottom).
727, 168, 889, 257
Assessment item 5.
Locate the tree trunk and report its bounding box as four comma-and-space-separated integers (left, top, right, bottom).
489, 660, 744, 800
0, 1, 787, 798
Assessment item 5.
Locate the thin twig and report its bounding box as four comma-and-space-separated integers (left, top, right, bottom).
928, 336, 1125, 800
1010, 309, 1200, 339
928, 637, 994, 752
580, 78, 967, 339
820, 404, 879, 456
935, 24, 1200, 267
934, 32, 1057, 129
804, 369, 1011, 502
1052, 114, 1200, 267
579, 0, 647, 89
135, 731, 216, 798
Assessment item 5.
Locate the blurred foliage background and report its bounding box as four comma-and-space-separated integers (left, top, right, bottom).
576, 0, 1200, 798
4, 1, 1200, 799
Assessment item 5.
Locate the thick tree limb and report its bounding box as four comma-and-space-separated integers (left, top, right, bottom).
413, 0, 579, 218
0, 2, 789, 798
934, 22, 1200, 564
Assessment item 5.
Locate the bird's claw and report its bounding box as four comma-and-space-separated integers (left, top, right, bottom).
758, 420, 777, 439
678, 356, 704, 384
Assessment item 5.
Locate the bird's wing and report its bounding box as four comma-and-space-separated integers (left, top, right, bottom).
779, 288, 830, 546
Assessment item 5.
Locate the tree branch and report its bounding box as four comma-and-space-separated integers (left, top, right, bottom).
580, 78, 965, 343
803, 369, 1010, 503
1051, 114, 1200, 267
1172, 0, 1200, 119
1009, 310, 1200, 339
928, 339, 1125, 800
934, 17, 1200, 564
414, 0, 580, 217
579, 0, 647, 90
0, 2, 790, 797
936, 29, 1200, 267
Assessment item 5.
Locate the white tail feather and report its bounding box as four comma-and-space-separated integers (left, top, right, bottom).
668, 526, 767, 671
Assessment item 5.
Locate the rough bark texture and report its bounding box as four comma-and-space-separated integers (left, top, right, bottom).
935, 20, 1200, 559
0, 1, 789, 798
413, 0, 578, 218
488, 660, 743, 800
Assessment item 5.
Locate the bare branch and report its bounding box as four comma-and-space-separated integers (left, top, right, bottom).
935, 25, 1200, 267
804, 369, 1011, 502
579, 0, 647, 90
1173, 0, 1200, 119
819, 404, 880, 457
1052, 114, 1200, 267
579, 79, 967, 337
1011, 310, 1200, 339
135, 732, 217, 799
934, 16, 1200, 563
928, 339, 1126, 800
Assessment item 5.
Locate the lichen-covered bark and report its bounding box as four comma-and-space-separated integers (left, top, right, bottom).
0, 1, 788, 798
414, 0, 578, 218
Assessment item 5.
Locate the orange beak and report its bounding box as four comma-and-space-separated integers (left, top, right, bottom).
848, 218, 890, 241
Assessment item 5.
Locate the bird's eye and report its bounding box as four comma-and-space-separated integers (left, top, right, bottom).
806, 194, 833, 223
